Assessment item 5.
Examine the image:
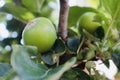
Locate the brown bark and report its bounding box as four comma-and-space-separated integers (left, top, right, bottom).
58, 0, 69, 42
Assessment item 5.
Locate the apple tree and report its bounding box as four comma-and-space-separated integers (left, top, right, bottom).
0, 0, 120, 80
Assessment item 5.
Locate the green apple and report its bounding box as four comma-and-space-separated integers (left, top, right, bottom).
78, 12, 101, 33
22, 17, 57, 53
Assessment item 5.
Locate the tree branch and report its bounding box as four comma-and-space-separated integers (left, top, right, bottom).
58, 0, 69, 42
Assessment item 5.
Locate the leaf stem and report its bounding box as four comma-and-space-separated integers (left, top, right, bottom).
77, 36, 85, 54
58, 0, 69, 42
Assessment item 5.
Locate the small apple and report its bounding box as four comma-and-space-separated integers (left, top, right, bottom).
22, 17, 57, 53
78, 12, 101, 33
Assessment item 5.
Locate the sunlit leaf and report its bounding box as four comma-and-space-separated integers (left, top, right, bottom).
40, 2, 53, 17
0, 2, 35, 23
100, 0, 120, 22
100, 0, 120, 17
21, 0, 45, 13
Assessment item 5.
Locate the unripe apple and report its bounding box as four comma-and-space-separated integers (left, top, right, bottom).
22, 17, 57, 53
78, 12, 101, 33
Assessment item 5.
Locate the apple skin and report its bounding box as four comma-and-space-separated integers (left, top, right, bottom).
22, 17, 57, 53
79, 12, 101, 33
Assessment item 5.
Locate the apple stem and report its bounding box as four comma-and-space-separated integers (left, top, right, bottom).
58, 0, 69, 42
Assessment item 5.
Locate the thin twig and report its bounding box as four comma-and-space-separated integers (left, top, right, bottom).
58, 0, 69, 42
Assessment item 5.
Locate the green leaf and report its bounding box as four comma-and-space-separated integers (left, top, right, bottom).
11, 45, 48, 80
0, 13, 7, 22
75, 69, 93, 80
101, 51, 112, 60
0, 77, 3, 80
61, 68, 93, 80
86, 61, 95, 70
46, 0, 57, 2
112, 54, 120, 70
41, 51, 55, 65
41, 39, 66, 65
100, 0, 120, 19
100, 0, 120, 32
0, 63, 11, 77
67, 37, 80, 53
3, 70, 20, 80
44, 57, 76, 80
86, 49, 95, 60
0, 2, 35, 23
113, 45, 120, 54
0, 54, 10, 63
52, 39, 66, 56
60, 69, 78, 80
91, 69, 107, 80
40, 1, 53, 17
99, 0, 120, 46
21, 0, 45, 13
78, 48, 95, 60
68, 28, 78, 37
11, 45, 76, 80
117, 22, 120, 32
68, 6, 97, 27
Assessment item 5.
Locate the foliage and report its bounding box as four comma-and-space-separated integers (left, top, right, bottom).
0, 0, 120, 80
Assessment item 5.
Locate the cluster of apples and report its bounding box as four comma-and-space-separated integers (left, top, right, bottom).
22, 12, 101, 53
